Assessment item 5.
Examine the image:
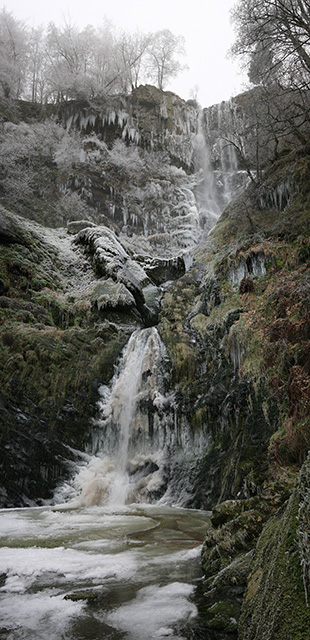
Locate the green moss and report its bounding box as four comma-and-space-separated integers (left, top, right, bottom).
204, 600, 239, 632
239, 490, 310, 640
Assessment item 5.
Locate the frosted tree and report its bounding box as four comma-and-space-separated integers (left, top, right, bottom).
0, 8, 29, 99
0, 10, 188, 102
146, 29, 186, 90
45, 21, 96, 101
90, 20, 118, 95
116, 30, 151, 92
27, 26, 47, 103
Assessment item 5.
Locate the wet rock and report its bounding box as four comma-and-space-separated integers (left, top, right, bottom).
202, 509, 265, 579
0, 207, 27, 245
0, 402, 76, 506
239, 464, 310, 639
228, 251, 266, 288
64, 592, 98, 602
211, 499, 246, 527
201, 551, 254, 637
90, 279, 136, 312
143, 255, 186, 285
199, 276, 223, 315
76, 225, 163, 325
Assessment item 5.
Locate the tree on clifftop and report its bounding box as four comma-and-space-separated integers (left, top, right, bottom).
0, 10, 187, 104
146, 29, 186, 91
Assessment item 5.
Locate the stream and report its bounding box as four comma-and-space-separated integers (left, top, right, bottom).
0, 504, 210, 639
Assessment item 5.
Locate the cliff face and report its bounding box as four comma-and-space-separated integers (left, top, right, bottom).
188, 149, 310, 638
0, 88, 204, 257
58, 85, 199, 170
238, 455, 310, 640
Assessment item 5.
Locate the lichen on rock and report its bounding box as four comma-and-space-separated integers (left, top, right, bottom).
238, 461, 310, 640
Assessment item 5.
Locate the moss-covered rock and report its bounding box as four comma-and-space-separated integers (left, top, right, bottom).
239, 459, 310, 639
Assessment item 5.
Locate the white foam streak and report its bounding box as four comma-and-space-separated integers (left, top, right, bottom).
107, 582, 197, 639
0, 592, 84, 640
0, 545, 138, 591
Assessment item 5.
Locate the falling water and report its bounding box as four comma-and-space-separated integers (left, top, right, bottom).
214, 100, 242, 208
194, 111, 222, 233
200, 99, 250, 218
56, 327, 174, 508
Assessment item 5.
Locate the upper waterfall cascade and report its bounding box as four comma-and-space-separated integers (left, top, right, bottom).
193, 106, 248, 236
193, 113, 222, 232
201, 99, 250, 215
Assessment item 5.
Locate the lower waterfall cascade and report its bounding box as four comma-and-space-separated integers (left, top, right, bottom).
0, 328, 214, 640
0, 330, 213, 640
55, 327, 210, 509
56, 328, 172, 507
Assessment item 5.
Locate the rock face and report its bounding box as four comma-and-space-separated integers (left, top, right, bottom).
238, 456, 310, 640
75, 224, 163, 326
59, 85, 199, 170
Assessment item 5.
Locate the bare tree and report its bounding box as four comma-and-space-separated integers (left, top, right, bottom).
115, 30, 151, 92
146, 29, 186, 91
231, 0, 310, 86
230, 0, 310, 161
26, 26, 47, 103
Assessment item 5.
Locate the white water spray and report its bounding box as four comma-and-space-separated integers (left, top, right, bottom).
60, 328, 172, 508
201, 99, 250, 216
194, 111, 222, 233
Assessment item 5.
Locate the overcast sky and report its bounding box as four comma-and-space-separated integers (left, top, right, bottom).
4, 0, 248, 107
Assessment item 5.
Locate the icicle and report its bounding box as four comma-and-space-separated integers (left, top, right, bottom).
108, 110, 116, 125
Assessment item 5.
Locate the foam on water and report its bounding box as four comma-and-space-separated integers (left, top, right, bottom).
0, 505, 210, 639
0, 545, 139, 591
0, 591, 84, 640
107, 582, 197, 640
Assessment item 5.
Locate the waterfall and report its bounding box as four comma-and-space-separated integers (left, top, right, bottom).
214, 100, 242, 208
193, 103, 247, 232
193, 111, 222, 233
58, 328, 175, 508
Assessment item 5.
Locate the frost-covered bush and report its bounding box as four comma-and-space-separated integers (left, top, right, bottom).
108, 140, 144, 177
0, 120, 62, 165
54, 191, 94, 224
0, 121, 62, 208
0, 119, 89, 220
53, 129, 83, 168
81, 134, 109, 164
